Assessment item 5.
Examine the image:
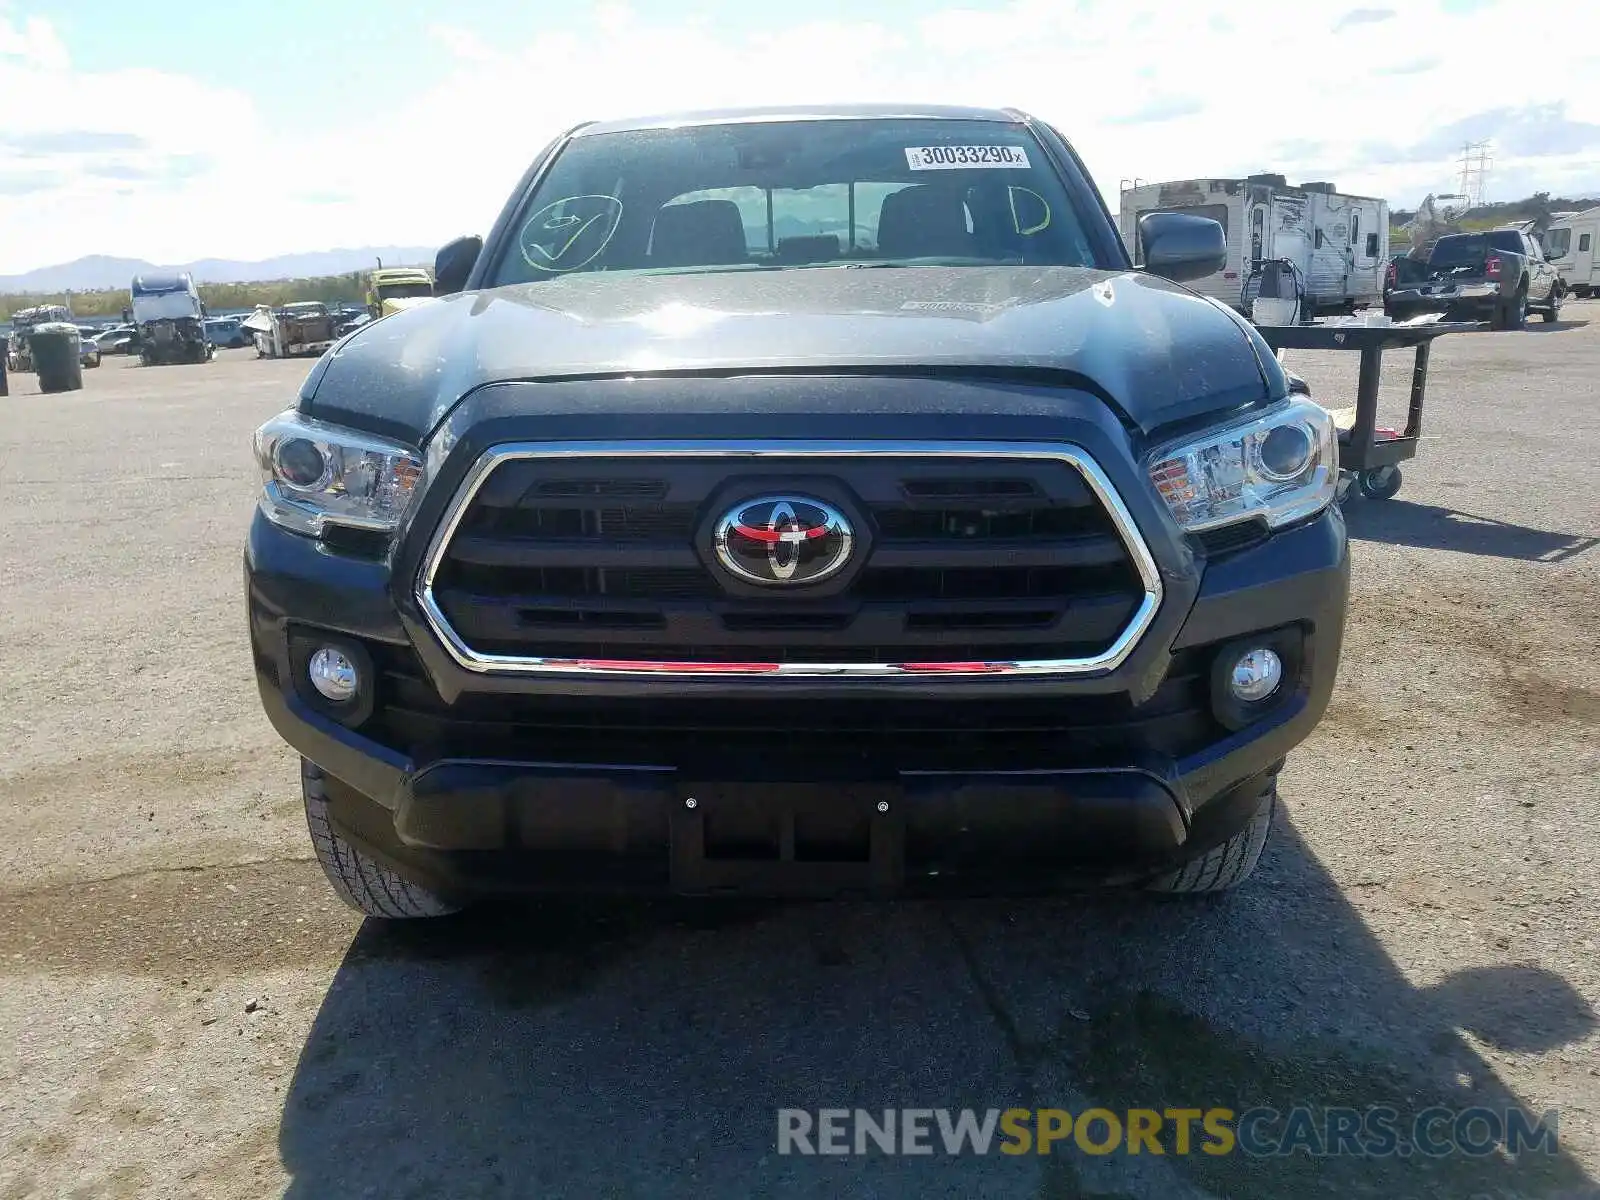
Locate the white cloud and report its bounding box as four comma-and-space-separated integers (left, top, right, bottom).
0, 14, 67, 71
2, 0, 1599, 273
0, 13, 271, 269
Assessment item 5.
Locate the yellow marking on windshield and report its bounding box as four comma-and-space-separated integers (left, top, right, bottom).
519, 195, 624, 273
1009, 187, 1051, 236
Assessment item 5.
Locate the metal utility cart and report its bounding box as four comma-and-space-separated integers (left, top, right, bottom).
1252, 320, 1479, 501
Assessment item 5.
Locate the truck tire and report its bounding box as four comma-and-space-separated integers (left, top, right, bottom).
1541, 287, 1563, 323
302, 758, 463, 919
1146, 786, 1276, 895
1495, 286, 1527, 330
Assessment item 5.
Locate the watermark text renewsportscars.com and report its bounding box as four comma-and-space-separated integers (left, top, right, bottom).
776, 1106, 1559, 1158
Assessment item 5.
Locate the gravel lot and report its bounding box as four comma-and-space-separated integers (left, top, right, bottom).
1, 313, 1597, 1199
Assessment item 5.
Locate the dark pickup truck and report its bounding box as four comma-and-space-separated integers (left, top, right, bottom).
246, 104, 1349, 918
1385, 229, 1563, 328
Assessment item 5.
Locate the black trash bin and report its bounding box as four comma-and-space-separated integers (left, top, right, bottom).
30, 322, 83, 394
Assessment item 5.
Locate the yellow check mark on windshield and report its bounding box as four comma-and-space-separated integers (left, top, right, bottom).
530, 212, 606, 262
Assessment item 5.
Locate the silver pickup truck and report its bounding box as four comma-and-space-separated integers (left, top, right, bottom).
1385, 229, 1563, 329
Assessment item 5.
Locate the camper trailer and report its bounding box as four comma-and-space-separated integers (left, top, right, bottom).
1118, 175, 1389, 315
1544, 206, 1600, 297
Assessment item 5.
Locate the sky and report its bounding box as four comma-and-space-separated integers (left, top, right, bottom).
2, 0, 1598, 273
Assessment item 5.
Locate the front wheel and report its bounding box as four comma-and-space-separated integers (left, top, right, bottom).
1542, 288, 1563, 323
302, 759, 464, 919
1147, 787, 1276, 895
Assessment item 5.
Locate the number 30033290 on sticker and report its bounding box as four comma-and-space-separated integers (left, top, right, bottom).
905, 145, 1031, 170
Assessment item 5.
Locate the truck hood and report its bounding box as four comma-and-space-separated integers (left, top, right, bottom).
303, 265, 1281, 443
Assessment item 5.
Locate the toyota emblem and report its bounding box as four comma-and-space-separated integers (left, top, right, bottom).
712, 495, 855, 587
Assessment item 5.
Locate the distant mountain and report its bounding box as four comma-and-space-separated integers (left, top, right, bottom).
0, 256, 156, 293
0, 247, 437, 294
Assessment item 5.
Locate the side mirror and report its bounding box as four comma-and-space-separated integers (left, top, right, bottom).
1138, 212, 1227, 283
434, 235, 483, 296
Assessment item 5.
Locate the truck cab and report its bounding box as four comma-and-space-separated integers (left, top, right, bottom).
130, 273, 212, 365
365, 267, 435, 319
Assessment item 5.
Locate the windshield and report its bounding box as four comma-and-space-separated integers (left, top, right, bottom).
377, 281, 433, 299
485, 118, 1100, 285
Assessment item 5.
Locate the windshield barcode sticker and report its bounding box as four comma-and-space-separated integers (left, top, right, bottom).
905, 145, 1031, 170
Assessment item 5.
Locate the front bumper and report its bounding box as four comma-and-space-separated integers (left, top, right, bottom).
247, 496, 1349, 895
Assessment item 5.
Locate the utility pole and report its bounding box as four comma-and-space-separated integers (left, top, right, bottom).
1457, 141, 1493, 209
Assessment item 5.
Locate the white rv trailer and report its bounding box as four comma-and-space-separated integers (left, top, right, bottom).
1118, 175, 1389, 314
1543, 206, 1600, 297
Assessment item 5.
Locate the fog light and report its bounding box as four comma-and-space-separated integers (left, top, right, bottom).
1229, 648, 1283, 703
308, 646, 359, 702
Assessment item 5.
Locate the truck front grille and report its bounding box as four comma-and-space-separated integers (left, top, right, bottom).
417, 441, 1162, 677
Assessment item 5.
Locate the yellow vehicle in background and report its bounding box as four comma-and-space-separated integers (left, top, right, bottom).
365, 267, 435, 319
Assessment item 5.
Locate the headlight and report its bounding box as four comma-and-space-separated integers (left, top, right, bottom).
252, 409, 424, 537
1146, 397, 1337, 532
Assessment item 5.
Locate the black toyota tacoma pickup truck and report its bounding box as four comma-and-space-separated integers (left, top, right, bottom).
246, 104, 1348, 917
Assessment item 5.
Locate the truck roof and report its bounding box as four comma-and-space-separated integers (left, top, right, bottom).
575, 103, 1027, 138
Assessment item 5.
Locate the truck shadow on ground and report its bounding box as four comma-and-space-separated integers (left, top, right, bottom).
277, 809, 1598, 1199
1344, 499, 1599, 563
1522, 319, 1590, 332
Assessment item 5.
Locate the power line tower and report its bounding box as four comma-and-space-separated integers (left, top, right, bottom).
1457, 140, 1493, 209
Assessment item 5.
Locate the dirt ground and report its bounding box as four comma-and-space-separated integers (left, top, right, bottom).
1, 311, 1597, 1199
